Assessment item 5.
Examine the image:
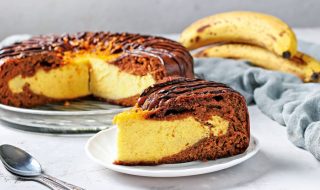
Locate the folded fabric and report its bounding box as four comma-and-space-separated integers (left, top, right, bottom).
194, 41, 320, 160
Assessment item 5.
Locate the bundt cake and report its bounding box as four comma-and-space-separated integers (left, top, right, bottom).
113, 77, 250, 165
0, 32, 194, 107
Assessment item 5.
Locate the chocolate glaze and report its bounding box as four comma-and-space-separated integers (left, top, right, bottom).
138, 77, 240, 111
0, 32, 194, 78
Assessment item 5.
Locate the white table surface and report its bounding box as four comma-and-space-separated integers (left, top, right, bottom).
1, 29, 320, 190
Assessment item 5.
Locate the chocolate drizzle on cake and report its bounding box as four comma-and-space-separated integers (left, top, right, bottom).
137, 77, 239, 111
0, 32, 194, 78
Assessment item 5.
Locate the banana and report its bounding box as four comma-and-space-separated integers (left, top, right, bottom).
292, 52, 320, 82
194, 43, 320, 82
180, 11, 297, 58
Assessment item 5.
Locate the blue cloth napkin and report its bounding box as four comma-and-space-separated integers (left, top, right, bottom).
194, 41, 320, 160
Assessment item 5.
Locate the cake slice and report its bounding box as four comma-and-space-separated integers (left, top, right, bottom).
113, 77, 250, 165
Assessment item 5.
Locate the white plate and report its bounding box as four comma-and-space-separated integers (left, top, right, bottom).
85, 126, 260, 177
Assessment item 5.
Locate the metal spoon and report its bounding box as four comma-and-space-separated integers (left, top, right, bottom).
0, 144, 85, 190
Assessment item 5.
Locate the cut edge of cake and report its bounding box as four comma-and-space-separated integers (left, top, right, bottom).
6, 55, 157, 107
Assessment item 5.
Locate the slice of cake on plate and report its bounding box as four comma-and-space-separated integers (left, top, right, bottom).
113, 77, 250, 165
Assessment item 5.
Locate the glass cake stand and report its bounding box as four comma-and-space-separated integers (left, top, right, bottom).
0, 100, 129, 134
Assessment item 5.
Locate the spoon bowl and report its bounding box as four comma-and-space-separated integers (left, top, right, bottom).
0, 144, 42, 177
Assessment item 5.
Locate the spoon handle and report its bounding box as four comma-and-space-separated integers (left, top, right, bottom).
42, 174, 85, 190
20, 176, 68, 190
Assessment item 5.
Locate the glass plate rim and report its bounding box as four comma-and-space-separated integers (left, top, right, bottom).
0, 103, 129, 116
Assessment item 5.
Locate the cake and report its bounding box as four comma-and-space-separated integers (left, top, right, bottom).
113, 77, 250, 165
0, 32, 194, 107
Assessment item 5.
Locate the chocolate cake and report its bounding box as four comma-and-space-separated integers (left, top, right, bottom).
113, 77, 250, 165
0, 32, 194, 107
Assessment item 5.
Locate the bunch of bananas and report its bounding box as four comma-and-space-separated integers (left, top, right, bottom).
179, 11, 320, 82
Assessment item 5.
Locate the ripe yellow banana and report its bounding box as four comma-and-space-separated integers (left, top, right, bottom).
194, 44, 320, 82
180, 11, 297, 58
292, 52, 320, 82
